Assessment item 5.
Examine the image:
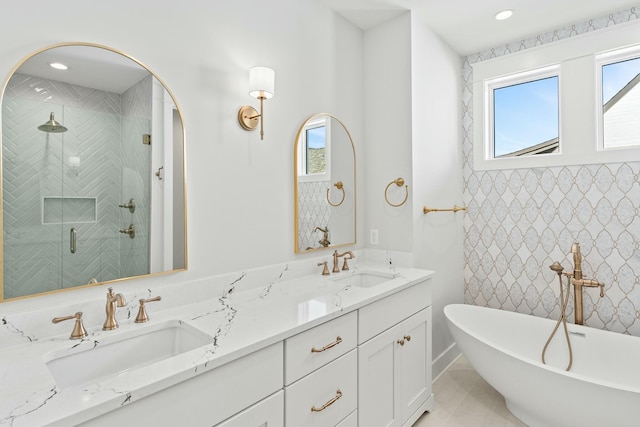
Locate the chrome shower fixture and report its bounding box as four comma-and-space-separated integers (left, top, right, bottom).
38, 112, 67, 133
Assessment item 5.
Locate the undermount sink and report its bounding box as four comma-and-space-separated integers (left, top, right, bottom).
44, 320, 213, 389
331, 270, 398, 288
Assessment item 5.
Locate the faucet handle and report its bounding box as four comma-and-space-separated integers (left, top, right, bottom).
342, 258, 350, 271
52, 311, 88, 340
317, 261, 330, 276
135, 296, 162, 323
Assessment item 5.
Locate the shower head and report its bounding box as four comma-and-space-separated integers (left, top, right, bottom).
38, 112, 67, 133
549, 261, 564, 274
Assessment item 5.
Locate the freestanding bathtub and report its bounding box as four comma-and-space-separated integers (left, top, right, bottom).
444, 304, 640, 427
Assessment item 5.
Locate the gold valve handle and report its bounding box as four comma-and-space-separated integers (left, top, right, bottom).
311, 336, 342, 353
135, 296, 162, 323
311, 389, 343, 412
52, 312, 88, 340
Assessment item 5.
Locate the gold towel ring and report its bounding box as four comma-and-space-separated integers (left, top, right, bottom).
385, 178, 408, 207
326, 181, 345, 207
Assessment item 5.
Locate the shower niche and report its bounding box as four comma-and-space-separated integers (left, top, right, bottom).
1, 43, 187, 300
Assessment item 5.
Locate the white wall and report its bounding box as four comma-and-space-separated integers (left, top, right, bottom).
1, 1, 464, 376
362, 12, 464, 376
363, 14, 413, 252
409, 14, 464, 375
0, 0, 364, 296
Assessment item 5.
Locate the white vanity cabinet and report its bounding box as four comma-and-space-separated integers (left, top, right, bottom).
358, 280, 433, 427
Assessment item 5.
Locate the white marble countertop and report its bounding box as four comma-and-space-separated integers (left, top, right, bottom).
0, 260, 434, 427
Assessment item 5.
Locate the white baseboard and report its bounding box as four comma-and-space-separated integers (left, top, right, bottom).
432, 342, 461, 381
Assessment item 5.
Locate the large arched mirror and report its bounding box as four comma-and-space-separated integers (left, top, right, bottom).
1, 43, 187, 301
294, 113, 355, 252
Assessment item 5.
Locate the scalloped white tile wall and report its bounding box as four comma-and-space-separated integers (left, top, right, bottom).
463, 5, 640, 335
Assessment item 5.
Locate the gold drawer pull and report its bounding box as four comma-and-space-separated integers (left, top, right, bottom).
404, 335, 411, 342
311, 389, 343, 412
311, 336, 342, 353
397, 339, 405, 346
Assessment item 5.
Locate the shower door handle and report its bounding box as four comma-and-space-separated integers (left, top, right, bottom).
70, 228, 77, 254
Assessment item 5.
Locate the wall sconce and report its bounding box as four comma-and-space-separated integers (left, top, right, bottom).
237, 66, 275, 140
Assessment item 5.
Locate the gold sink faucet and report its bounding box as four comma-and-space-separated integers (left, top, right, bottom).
553, 243, 605, 325
103, 287, 127, 330
314, 226, 331, 247
332, 250, 355, 273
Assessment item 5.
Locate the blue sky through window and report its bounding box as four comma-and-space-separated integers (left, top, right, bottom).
602, 57, 640, 104
493, 76, 559, 157
307, 126, 326, 149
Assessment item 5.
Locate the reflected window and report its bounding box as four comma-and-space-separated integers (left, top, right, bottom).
600, 54, 640, 149
492, 73, 559, 158
305, 123, 326, 174
297, 116, 331, 182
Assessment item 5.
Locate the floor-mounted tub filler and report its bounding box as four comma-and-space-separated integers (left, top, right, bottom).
445, 303, 640, 427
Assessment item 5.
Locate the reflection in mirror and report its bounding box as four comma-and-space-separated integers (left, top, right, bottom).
493, 74, 559, 157
1, 43, 187, 301
602, 55, 640, 149
294, 114, 355, 253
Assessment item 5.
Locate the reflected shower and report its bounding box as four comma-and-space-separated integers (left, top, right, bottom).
38, 112, 67, 133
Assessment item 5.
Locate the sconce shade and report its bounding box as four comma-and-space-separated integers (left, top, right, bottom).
249, 66, 275, 99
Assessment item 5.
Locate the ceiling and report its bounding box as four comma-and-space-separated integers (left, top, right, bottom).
320, 0, 640, 55
17, 45, 149, 94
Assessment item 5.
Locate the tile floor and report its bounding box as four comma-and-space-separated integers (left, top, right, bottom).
413, 356, 527, 427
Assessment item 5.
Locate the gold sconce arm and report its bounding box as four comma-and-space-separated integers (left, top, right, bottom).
423, 204, 467, 214
326, 181, 345, 207
385, 178, 408, 207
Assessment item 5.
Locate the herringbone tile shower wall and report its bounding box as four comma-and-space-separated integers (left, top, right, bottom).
2, 74, 151, 298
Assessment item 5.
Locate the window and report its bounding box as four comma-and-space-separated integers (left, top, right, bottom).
297, 116, 331, 182
597, 46, 640, 150
491, 71, 559, 158
473, 20, 640, 170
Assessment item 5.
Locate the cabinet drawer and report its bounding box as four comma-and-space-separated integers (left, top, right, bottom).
284, 311, 357, 385
216, 390, 283, 427
285, 349, 357, 427
336, 410, 358, 427
78, 342, 283, 427
359, 279, 431, 343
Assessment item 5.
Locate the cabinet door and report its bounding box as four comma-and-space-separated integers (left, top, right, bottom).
400, 308, 430, 425
358, 324, 401, 427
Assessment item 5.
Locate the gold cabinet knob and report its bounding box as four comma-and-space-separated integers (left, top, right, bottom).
397, 339, 405, 346
404, 335, 411, 342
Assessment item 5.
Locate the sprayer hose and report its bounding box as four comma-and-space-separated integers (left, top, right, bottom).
541, 273, 573, 371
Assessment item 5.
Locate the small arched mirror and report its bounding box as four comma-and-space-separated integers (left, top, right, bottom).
1, 43, 187, 301
294, 113, 355, 252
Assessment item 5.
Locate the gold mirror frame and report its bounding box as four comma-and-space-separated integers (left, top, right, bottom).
0, 42, 188, 302
294, 113, 356, 253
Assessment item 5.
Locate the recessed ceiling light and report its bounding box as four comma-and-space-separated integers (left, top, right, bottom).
495, 9, 513, 21
49, 62, 68, 70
